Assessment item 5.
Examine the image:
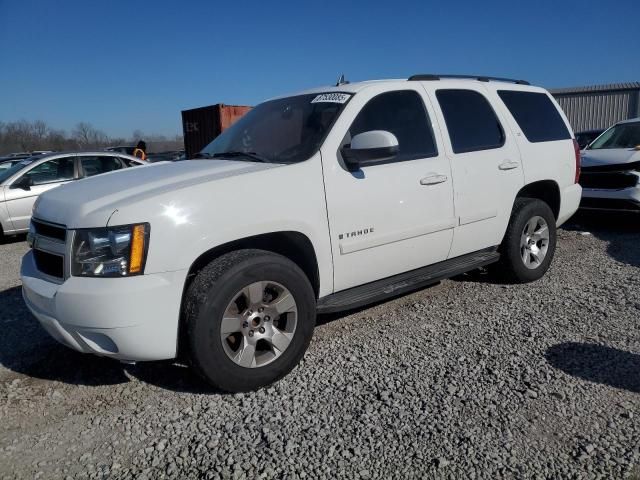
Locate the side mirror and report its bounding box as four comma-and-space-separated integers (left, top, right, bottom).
12, 176, 33, 190
341, 130, 399, 169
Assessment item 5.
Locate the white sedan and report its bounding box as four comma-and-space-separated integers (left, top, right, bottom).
0, 151, 147, 239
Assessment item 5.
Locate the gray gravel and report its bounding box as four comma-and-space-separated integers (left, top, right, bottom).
1, 213, 640, 479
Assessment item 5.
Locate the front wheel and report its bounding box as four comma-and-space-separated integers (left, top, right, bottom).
184, 249, 316, 392
495, 198, 557, 283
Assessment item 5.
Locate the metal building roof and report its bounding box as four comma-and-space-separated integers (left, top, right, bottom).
550, 82, 640, 95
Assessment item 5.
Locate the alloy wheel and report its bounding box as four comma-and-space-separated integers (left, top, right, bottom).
220, 281, 298, 368
520, 215, 550, 269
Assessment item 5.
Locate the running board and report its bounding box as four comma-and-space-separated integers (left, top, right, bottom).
316, 248, 500, 314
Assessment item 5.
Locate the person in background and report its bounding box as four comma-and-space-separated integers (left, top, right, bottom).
132, 140, 147, 161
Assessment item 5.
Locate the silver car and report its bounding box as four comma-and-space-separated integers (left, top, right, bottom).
0, 152, 146, 238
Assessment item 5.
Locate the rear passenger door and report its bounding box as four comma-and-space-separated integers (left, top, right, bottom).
427, 85, 524, 258
78, 155, 125, 178
495, 89, 575, 189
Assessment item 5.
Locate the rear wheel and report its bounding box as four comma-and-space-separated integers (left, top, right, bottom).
495, 198, 557, 283
184, 249, 316, 392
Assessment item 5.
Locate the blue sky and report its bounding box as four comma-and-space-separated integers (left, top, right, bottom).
1, 0, 639, 138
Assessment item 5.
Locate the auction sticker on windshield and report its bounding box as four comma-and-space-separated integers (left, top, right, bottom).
311, 93, 351, 104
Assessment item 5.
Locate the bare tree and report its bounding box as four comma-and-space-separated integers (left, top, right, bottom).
46, 128, 75, 151
5, 120, 36, 151
32, 120, 48, 140
73, 122, 108, 150
0, 120, 182, 156
73, 122, 95, 147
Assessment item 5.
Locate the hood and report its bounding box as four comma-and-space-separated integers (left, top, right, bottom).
34, 159, 278, 228
581, 148, 640, 168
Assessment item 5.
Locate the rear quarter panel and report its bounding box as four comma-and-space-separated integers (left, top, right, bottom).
487, 84, 576, 190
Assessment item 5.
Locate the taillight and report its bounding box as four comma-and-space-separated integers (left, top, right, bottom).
573, 139, 581, 184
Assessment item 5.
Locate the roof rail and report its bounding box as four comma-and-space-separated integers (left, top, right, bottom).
408, 74, 530, 85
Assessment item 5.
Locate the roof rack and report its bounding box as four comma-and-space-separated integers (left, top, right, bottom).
408, 74, 530, 85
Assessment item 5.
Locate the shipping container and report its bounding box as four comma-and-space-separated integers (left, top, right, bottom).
181, 104, 252, 159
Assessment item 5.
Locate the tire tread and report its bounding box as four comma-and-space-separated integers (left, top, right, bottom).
183, 249, 315, 391
495, 197, 556, 283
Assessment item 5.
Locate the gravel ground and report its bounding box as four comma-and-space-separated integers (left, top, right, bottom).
1, 213, 639, 479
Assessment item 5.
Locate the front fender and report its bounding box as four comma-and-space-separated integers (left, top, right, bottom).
106, 156, 334, 296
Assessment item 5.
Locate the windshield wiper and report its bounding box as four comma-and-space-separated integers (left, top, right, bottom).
211, 151, 270, 163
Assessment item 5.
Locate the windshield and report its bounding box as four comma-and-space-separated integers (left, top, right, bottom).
0, 159, 33, 184
588, 122, 640, 150
199, 93, 352, 163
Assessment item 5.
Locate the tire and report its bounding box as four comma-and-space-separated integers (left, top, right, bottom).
495, 198, 557, 283
184, 249, 316, 392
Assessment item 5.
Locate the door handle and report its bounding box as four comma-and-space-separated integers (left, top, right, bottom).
499, 160, 520, 171
420, 174, 448, 185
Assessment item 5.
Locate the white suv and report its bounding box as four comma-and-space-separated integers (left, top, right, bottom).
21, 75, 582, 392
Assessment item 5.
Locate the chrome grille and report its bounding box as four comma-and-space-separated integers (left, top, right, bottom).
32, 219, 66, 241
33, 250, 64, 278
30, 218, 68, 281
579, 172, 638, 190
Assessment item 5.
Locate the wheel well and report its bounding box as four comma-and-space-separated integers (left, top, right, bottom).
516, 180, 560, 220
176, 232, 320, 360
184, 231, 320, 297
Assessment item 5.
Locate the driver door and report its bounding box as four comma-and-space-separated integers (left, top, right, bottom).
4, 156, 77, 231
321, 86, 456, 292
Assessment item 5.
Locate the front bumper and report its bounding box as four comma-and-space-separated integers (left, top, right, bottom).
21, 250, 188, 361
580, 184, 640, 213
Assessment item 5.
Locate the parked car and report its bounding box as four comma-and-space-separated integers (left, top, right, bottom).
22, 75, 581, 392
579, 118, 640, 212
105, 145, 136, 155
146, 151, 185, 163
0, 155, 34, 168
6, 152, 32, 157
0, 152, 146, 238
575, 128, 605, 150
3, 151, 51, 158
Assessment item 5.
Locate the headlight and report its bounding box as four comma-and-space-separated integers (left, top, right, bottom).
71, 223, 150, 277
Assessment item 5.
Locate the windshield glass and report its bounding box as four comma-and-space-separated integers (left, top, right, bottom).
0, 159, 33, 184
199, 93, 352, 163
588, 122, 640, 150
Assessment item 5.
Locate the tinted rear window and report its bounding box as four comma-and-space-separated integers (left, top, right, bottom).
436, 89, 505, 154
498, 90, 571, 143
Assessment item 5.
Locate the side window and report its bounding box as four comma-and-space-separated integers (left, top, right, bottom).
347, 90, 437, 161
120, 157, 141, 167
23, 158, 75, 185
80, 156, 123, 177
497, 90, 571, 143
436, 89, 505, 154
